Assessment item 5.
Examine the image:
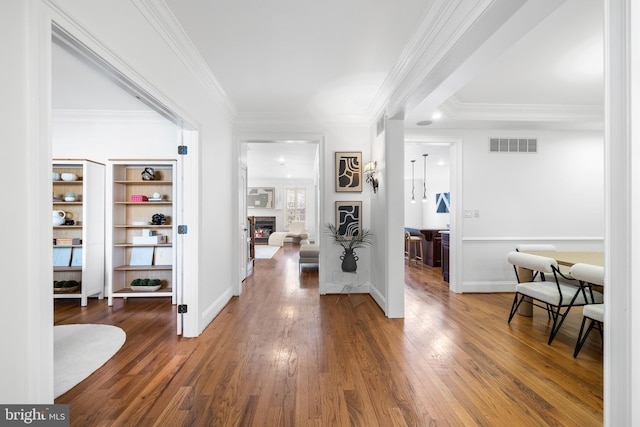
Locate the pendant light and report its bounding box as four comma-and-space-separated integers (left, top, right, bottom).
410, 160, 416, 203
422, 154, 429, 203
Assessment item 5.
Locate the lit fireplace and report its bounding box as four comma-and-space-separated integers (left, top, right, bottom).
254, 216, 276, 244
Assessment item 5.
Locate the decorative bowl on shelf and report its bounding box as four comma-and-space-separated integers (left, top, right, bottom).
52, 172, 60, 181
53, 280, 80, 293
130, 278, 162, 292
61, 173, 78, 181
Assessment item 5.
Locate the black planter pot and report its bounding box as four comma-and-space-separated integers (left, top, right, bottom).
340, 248, 359, 272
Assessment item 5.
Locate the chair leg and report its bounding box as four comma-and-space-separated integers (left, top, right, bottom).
508, 294, 525, 323
547, 305, 573, 345
574, 317, 599, 357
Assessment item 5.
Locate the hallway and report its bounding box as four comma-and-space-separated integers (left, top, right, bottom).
54, 244, 603, 426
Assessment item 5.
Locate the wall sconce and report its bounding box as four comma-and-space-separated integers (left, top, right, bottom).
364, 161, 378, 193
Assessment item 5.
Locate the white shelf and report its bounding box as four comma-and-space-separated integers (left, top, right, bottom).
106, 160, 177, 305
52, 159, 105, 306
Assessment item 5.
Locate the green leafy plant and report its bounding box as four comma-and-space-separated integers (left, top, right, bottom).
130, 278, 162, 287
53, 280, 80, 288
324, 222, 374, 251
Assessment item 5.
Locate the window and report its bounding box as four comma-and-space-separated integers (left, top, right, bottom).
285, 187, 306, 227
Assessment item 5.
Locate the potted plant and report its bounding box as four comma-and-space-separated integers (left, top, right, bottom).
325, 222, 374, 272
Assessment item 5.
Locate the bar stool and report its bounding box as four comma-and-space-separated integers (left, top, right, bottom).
404, 232, 423, 267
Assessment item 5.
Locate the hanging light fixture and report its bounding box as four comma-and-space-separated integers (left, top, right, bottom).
422, 154, 429, 202
410, 160, 416, 203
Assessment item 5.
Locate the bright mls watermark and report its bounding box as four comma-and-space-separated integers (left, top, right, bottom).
0, 405, 69, 426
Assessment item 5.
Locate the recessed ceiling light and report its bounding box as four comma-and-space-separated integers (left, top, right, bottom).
417, 120, 432, 126
431, 112, 442, 120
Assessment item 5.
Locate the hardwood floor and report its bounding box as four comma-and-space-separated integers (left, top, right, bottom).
55, 244, 603, 426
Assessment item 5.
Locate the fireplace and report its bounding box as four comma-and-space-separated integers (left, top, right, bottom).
254, 216, 276, 245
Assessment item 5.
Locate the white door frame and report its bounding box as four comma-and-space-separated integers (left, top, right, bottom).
50, 22, 201, 336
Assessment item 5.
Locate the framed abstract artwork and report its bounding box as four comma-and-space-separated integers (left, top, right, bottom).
335, 201, 362, 236
247, 187, 275, 209
335, 151, 362, 192
436, 192, 450, 213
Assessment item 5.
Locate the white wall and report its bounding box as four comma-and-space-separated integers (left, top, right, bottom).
53, 111, 178, 161
406, 128, 605, 293
0, 0, 53, 404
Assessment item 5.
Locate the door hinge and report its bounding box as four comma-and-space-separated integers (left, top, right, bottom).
178, 304, 188, 314
178, 145, 188, 155
178, 225, 188, 234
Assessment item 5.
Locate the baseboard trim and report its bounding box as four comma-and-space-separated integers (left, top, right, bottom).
198, 287, 234, 336
461, 281, 515, 293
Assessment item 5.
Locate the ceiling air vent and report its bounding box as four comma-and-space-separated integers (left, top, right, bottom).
489, 138, 537, 153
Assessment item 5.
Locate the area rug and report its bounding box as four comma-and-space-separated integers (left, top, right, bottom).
54, 324, 126, 398
254, 245, 281, 259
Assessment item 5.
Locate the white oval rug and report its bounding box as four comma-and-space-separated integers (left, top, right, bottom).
54, 324, 126, 398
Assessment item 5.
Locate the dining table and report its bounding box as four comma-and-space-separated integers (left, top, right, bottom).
525, 251, 604, 267
515, 251, 604, 316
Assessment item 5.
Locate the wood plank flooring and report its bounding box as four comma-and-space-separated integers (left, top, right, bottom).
55, 244, 603, 426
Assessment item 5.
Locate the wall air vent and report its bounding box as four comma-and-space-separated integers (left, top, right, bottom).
489, 138, 537, 153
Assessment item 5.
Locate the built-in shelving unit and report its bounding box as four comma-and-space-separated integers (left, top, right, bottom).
52, 159, 105, 306
106, 160, 177, 305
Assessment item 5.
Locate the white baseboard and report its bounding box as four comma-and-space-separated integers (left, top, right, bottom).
198, 287, 234, 335
460, 281, 515, 293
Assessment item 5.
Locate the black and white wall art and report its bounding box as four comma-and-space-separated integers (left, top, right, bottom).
335, 151, 362, 192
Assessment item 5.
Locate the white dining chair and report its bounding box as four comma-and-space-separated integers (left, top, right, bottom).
515, 243, 573, 281
570, 263, 605, 357
506, 251, 603, 345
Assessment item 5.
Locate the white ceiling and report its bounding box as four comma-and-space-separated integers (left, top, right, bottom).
164, 0, 429, 120
246, 141, 318, 181
164, 0, 603, 129
52, 0, 604, 179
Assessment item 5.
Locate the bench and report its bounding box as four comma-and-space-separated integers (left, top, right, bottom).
299, 244, 319, 272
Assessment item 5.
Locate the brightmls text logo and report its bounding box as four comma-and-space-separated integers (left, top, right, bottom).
0, 405, 68, 426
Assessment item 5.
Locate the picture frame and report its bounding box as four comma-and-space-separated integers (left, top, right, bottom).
247, 187, 275, 209
335, 151, 362, 192
436, 192, 450, 213
130, 247, 154, 266
335, 201, 362, 236
53, 247, 72, 267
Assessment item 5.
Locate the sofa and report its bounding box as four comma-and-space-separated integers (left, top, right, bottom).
269, 221, 310, 246
283, 221, 309, 244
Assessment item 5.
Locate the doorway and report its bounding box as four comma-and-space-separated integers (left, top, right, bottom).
403, 140, 458, 291
239, 139, 320, 283
51, 25, 193, 335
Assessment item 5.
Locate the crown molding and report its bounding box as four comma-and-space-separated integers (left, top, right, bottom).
439, 96, 604, 122
132, 0, 237, 121
52, 109, 172, 124
367, 0, 503, 121
234, 112, 370, 130
47, 0, 203, 129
